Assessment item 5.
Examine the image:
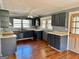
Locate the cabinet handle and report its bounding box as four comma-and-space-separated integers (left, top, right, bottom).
69, 32, 71, 34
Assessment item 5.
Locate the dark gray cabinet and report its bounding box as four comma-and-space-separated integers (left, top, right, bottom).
15, 30, 43, 40
47, 34, 60, 50
54, 14, 59, 26
52, 12, 66, 26
16, 33, 23, 39
32, 17, 40, 26
32, 19, 36, 26
15, 31, 33, 39
59, 12, 66, 26
54, 35, 60, 50
47, 34, 67, 51
23, 31, 33, 38
33, 31, 43, 40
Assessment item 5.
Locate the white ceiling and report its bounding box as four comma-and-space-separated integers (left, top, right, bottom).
1, 0, 79, 17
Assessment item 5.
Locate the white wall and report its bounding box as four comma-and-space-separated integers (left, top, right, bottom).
0, 0, 3, 8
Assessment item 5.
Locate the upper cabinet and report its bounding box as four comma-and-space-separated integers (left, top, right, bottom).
0, 10, 9, 28
59, 12, 66, 26
32, 17, 40, 26
52, 12, 66, 27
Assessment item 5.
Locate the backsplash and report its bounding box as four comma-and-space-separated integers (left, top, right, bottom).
53, 26, 67, 32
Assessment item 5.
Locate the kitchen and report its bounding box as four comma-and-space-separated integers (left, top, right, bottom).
0, 0, 79, 59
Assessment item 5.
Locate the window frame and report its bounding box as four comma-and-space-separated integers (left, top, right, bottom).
13, 18, 32, 29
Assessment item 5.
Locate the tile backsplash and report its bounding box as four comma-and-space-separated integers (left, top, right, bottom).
53, 26, 67, 32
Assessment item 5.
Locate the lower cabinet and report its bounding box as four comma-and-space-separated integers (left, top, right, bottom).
15, 31, 43, 40
23, 31, 33, 38
47, 34, 67, 51
16, 33, 23, 39
54, 35, 60, 50
33, 31, 43, 40
1, 37, 16, 56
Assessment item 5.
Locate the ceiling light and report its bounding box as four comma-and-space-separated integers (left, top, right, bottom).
28, 16, 33, 18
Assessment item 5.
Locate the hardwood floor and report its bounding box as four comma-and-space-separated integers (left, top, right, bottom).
8, 40, 79, 59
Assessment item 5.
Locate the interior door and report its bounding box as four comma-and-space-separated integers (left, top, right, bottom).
69, 13, 79, 53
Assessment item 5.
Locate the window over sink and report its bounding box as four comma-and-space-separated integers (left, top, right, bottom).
13, 19, 21, 28
13, 18, 32, 29
23, 19, 32, 28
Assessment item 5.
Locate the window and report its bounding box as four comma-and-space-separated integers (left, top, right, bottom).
13, 19, 21, 28
40, 16, 52, 30
23, 19, 31, 28
47, 19, 52, 30
40, 20, 46, 29
72, 16, 79, 34
13, 18, 32, 28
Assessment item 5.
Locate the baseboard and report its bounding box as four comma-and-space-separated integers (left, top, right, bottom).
17, 37, 34, 41
69, 50, 79, 54
48, 45, 62, 52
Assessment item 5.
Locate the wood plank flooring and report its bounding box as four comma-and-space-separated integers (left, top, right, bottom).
8, 40, 79, 59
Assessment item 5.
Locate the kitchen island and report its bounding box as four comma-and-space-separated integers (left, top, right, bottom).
47, 31, 68, 52
0, 32, 16, 56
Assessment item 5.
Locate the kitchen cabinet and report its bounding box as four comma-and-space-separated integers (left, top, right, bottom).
54, 14, 59, 26
0, 10, 16, 57
1, 36, 16, 56
0, 10, 9, 28
52, 12, 66, 27
54, 35, 60, 50
32, 17, 40, 26
47, 34, 67, 51
59, 12, 66, 26
23, 31, 33, 38
47, 34, 60, 50
16, 33, 23, 39
15, 30, 43, 40
33, 31, 43, 40
32, 19, 36, 26
15, 31, 33, 39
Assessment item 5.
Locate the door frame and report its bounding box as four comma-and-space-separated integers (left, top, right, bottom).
69, 12, 79, 53
69, 13, 79, 35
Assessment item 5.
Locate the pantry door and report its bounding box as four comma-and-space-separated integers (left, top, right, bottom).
69, 13, 79, 53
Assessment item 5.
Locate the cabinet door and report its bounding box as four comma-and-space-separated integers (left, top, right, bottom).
54, 14, 59, 26
54, 35, 60, 50
59, 12, 66, 26
0, 17, 9, 28
36, 31, 42, 39
36, 17, 40, 26
52, 15, 55, 25
47, 34, 51, 44
16, 33, 22, 39
47, 34, 54, 47
32, 19, 36, 26
33, 31, 36, 39
23, 31, 33, 38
